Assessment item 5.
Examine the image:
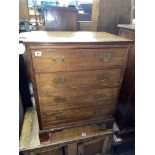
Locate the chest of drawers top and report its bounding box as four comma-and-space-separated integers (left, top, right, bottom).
20, 31, 132, 45
21, 31, 132, 131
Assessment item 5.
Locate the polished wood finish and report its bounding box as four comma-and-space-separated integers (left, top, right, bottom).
44, 7, 78, 31
40, 103, 115, 130
38, 87, 117, 110
115, 24, 135, 142
21, 31, 132, 138
31, 48, 128, 73
20, 107, 114, 155
20, 31, 131, 43
35, 69, 122, 92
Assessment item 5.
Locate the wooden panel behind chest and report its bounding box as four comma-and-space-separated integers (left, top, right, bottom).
31, 48, 128, 72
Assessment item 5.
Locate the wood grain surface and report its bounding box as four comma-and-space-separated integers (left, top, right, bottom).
40, 103, 115, 130
31, 48, 128, 73
38, 87, 118, 111
19, 31, 132, 44
35, 69, 122, 92
44, 7, 78, 31
23, 31, 132, 136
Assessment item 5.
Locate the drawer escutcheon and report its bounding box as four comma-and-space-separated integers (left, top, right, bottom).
54, 97, 65, 104
100, 54, 112, 62
53, 77, 65, 85
97, 74, 108, 81
52, 55, 64, 64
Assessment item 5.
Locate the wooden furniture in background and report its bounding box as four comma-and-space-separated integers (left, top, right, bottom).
19, 0, 29, 20
115, 24, 135, 144
44, 7, 78, 31
91, 0, 131, 34
20, 107, 113, 155
21, 31, 132, 143
91, 0, 100, 31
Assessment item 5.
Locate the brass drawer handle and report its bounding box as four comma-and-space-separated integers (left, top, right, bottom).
53, 77, 65, 85
52, 55, 64, 64
100, 54, 112, 62
95, 94, 105, 99
54, 97, 65, 104
97, 74, 108, 81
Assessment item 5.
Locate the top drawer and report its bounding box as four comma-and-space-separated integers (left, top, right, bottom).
31, 48, 128, 73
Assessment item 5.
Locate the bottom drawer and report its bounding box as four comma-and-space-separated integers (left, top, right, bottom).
40, 103, 115, 130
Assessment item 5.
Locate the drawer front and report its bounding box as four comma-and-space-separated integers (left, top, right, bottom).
36, 149, 62, 155
77, 135, 112, 155
35, 69, 122, 92
78, 138, 104, 155
38, 88, 118, 111
31, 48, 128, 72
40, 103, 115, 129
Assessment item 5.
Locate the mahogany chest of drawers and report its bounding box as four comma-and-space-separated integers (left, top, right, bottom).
21, 31, 132, 137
